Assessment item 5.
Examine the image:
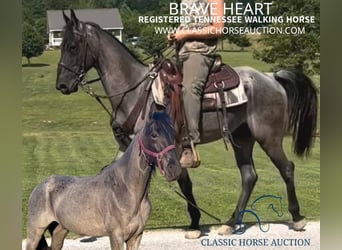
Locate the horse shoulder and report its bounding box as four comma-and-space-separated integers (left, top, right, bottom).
123, 196, 151, 240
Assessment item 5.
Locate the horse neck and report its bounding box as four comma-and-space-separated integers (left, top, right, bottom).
86, 25, 149, 111
116, 136, 152, 199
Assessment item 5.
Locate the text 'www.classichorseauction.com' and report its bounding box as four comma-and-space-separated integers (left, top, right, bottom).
138, 2, 316, 35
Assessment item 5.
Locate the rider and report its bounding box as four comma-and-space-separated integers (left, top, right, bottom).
167, 0, 224, 167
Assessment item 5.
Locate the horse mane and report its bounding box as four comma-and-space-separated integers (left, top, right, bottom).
62, 19, 146, 66
88, 22, 146, 66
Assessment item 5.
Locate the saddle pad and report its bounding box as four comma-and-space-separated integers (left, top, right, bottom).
152, 73, 166, 107
205, 82, 248, 109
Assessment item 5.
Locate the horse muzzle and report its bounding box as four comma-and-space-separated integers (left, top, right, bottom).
56, 82, 79, 95
164, 162, 182, 182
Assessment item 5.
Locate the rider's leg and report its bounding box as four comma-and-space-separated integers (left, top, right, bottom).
180, 53, 214, 167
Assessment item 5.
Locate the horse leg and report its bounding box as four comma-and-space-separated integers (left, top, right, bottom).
126, 233, 143, 250
26, 215, 57, 250
26, 226, 48, 250
50, 224, 68, 250
109, 234, 124, 250
35, 222, 58, 250
177, 169, 201, 239
259, 138, 306, 230
218, 125, 257, 235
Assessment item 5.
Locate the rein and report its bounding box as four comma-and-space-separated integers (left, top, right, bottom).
138, 135, 176, 175
59, 23, 172, 127
168, 183, 221, 223
59, 23, 168, 142
137, 134, 221, 223
79, 61, 161, 100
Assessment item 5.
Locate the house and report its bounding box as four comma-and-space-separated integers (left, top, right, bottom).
47, 8, 123, 47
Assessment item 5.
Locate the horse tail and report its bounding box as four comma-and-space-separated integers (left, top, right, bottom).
36, 235, 49, 250
274, 70, 318, 157
36, 222, 58, 249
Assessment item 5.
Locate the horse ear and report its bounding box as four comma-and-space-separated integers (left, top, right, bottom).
70, 9, 79, 27
62, 10, 70, 24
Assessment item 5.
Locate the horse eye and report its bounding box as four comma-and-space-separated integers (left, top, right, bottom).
69, 44, 77, 51
151, 132, 158, 139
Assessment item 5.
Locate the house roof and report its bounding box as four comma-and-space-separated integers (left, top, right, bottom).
47, 8, 123, 32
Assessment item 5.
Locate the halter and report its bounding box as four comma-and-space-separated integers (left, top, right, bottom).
138, 135, 176, 175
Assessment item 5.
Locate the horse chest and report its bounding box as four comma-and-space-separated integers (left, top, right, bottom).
123, 196, 151, 239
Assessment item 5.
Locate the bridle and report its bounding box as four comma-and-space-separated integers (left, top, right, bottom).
58, 61, 86, 84
57, 24, 165, 100
58, 27, 93, 87
138, 135, 176, 175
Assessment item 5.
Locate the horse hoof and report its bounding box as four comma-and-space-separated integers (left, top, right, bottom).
293, 218, 307, 231
218, 225, 233, 235
185, 229, 201, 239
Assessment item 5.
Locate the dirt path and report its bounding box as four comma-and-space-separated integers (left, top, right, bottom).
22, 221, 320, 250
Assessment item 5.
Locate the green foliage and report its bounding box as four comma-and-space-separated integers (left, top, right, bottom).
139, 24, 168, 57
22, 0, 47, 63
45, 0, 70, 10
227, 35, 251, 50
253, 0, 320, 74
223, 0, 253, 49
21, 0, 319, 73
23, 0, 46, 19
121, 8, 142, 38
125, 0, 161, 14
22, 21, 45, 65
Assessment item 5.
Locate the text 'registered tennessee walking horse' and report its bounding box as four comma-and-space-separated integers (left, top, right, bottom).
25, 110, 182, 250
55, 10, 318, 237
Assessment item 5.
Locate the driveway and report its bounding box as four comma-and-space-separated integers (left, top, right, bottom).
22, 221, 320, 250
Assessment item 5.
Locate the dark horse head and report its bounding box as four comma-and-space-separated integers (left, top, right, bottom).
56, 9, 97, 94
139, 108, 182, 181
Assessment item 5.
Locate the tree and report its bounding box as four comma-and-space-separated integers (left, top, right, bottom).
23, 0, 46, 19
139, 24, 167, 57
253, 0, 320, 74
22, 21, 45, 66
121, 7, 142, 38
225, 34, 251, 51
45, 0, 70, 10
222, 0, 252, 50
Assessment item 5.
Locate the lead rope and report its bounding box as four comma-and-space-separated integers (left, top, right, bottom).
168, 183, 221, 223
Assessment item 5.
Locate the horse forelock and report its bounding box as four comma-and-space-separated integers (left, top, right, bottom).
138, 112, 176, 157
61, 21, 82, 48
150, 112, 175, 140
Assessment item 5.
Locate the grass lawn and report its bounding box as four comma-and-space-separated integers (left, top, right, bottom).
22, 49, 320, 238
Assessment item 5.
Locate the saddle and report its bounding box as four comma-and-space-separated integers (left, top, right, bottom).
160, 55, 239, 95
113, 55, 240, 156
159, 55, 240, 151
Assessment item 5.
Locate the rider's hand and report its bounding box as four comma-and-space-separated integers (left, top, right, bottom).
167, 33, 175, 46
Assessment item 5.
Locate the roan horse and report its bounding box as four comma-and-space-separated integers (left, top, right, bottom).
25, 110, 182, 250
56, 10, 317, 237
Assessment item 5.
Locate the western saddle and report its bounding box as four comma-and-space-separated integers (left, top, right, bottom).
112, 55, 240, 168
159, 55, 240, 167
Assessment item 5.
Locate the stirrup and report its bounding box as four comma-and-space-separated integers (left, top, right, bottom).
190, 140, 201, 168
